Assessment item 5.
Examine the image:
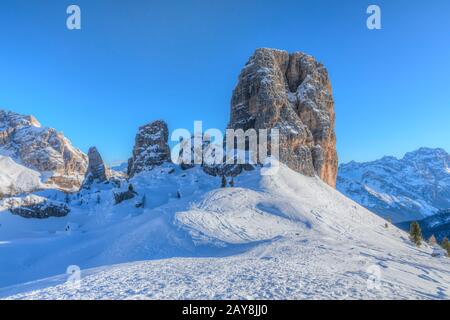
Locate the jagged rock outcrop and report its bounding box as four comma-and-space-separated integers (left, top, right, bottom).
177, 136, 255, 177
228, 48, 338, 187
202, 162, 255, 178
83, 147, 111, 185
128, 120, 171, 177
114, 185, 137, 205
3, 195, 70, 219
0, 110, 88, 191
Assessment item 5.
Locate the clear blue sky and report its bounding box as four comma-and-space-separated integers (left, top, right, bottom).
1, 0, 449, 165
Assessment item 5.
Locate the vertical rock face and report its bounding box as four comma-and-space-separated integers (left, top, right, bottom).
84, 147, 111, 184
228, 48, 338, 187
128, 120, 171, 177
0, 110, 88, 191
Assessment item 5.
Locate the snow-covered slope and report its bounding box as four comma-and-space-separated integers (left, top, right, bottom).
0, 156, 43, 195
337, 148, 450, 223
1, 161, 449, 299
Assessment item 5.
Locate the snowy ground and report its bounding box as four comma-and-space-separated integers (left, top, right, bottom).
0, 156, 43, 195
1, 161, 449, 299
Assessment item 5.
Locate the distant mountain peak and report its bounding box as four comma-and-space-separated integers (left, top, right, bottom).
403, 147, 448, 160
0, 109, 41, 130
0, 109, 87, 192
337, 147, 450, 223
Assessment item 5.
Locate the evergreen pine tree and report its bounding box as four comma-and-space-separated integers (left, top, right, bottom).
409, 221, 423, 247
384, 217, 392, 228
221, 176, 227, 188
229, 178, 234, 187
441, 237, 450, 256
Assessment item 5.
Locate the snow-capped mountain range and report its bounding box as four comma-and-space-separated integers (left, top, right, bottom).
337, 148, 450, 223
1, 48, 449, 300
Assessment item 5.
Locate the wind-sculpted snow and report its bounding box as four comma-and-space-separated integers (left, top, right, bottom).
0, 161, 449, 299
175, 188, 308, 244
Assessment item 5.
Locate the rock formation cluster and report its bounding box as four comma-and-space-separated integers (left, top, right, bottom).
0, 47, 340, 219
4, 195, 70, 219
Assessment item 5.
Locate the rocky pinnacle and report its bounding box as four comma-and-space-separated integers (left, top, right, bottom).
228, 48, 338, 187
84, 147, 111, 184
128, 120, 171, 177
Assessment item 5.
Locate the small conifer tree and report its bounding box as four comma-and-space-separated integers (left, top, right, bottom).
221, 176, 227, 188
409, 221, 423, 247
441, 237, 450, 256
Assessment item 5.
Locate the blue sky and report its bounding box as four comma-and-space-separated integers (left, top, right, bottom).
0, 0, 449, 165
